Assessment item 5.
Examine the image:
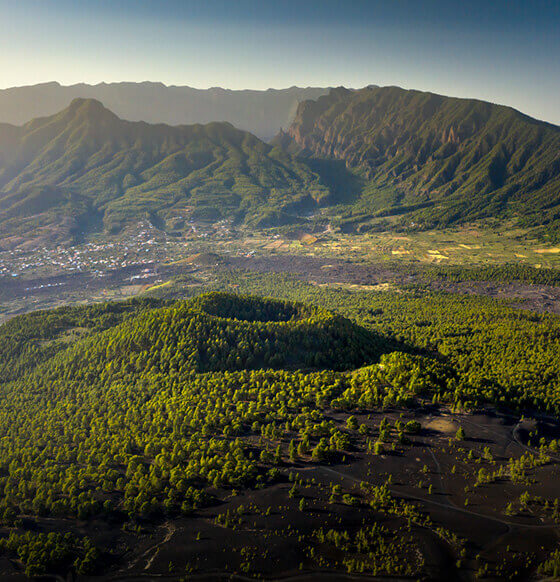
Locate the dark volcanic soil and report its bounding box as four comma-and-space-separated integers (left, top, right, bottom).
6, 408, 554, 582
3, 254, 560, 323
229, 254, 560, 315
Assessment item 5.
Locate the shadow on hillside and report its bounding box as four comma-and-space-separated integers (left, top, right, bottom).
303, 158, 364, 205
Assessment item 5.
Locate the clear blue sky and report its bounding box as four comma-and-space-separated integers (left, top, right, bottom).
1, 0, 558, 124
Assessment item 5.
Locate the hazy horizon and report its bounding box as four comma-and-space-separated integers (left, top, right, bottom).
3, 80, 559, 129
0, 0, 558, 125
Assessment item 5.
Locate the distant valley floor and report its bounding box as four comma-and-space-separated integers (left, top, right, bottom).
3, 249, 560, 323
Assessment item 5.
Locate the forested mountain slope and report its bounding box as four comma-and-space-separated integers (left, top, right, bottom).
0, 99, 329, 246
277, 86, 560, 231
3, 87, 560, 248
0, 293, 391, 519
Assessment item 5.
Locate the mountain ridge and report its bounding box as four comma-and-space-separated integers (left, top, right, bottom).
277, 86, 560, 232
0, 82, 331, 140
0, 99, 330, 248
2, 87, 560, 248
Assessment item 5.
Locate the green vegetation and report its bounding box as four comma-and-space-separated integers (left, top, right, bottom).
0, 292, 447, 526
403, 262, 560, 286
279, 86, 560, 233
218, 225, 560, 270
538, 548, 560, 578
0, 297, 163, 382
0, 99, 329, 245
0, 289, 455, 577
0, 532, 99, 577
313, 523, 420, 576
0, 84, 559, 580
191, 270, 560, 414
3, 86, 560, 249
2, 268, 560, 578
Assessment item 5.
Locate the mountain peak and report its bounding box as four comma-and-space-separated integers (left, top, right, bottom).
0, 83, 331, 138
67, 97, 117, 120
0, 99, 329, 247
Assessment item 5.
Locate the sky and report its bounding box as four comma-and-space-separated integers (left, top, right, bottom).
0, 0, 559, 124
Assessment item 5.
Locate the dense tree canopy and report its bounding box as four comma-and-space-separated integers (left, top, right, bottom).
1, 279, 560, 577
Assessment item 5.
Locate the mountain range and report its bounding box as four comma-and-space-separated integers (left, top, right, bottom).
0, 98, 330, 248
0, 85, 559, 248
277, 86, 560, 232
0, 82, 329, 140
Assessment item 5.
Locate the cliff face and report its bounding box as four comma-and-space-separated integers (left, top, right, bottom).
279, 86, 560, 226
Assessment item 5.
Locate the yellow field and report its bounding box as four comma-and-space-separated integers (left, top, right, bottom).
209, 224, 560, 268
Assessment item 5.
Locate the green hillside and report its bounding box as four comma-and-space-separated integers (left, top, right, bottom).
277, 86, 560, 233
0, 99, 329, 247
2, 89, 559, 248
2, 287, 560, 577
0, 294, 407, 562
0, 292, 385, 382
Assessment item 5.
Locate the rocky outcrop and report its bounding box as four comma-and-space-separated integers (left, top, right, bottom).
277, 86, 560, 225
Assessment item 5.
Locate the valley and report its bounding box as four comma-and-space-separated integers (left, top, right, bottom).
1, 86, 560, 253
3, 223, 560, 323
0, 82, 559, 581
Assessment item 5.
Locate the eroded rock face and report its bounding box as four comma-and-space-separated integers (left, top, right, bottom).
279, 86, 560, 218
